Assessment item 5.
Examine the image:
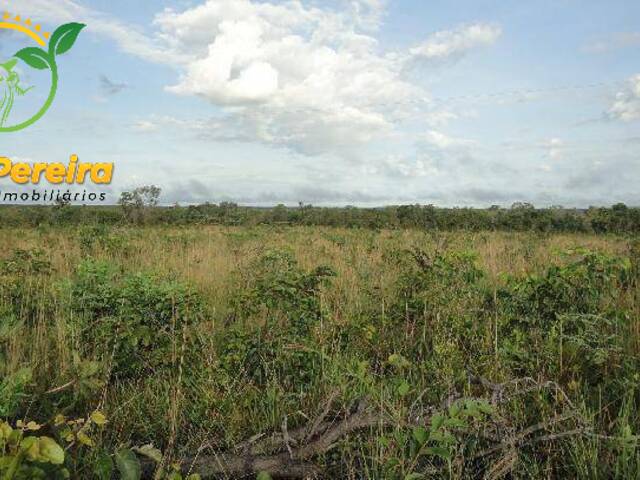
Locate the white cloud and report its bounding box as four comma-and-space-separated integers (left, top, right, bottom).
152, 0, 424, 156
9, 0, 502, 162
131, 2, 499, 158
608, 74, 640, 122
382, 154, 436, 178
585, 32, 640, 53
408, 23, 501, 61
422, 130, 472, 149
546, 138, 564, 160
6, 0, 189, 64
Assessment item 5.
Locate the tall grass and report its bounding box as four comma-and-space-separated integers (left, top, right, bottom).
1, 225, 638, 478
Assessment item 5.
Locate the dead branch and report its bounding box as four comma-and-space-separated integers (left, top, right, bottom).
142, 399, 390, 479
140, 377, 587, 479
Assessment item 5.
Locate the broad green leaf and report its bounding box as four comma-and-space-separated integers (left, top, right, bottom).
388, 354, 411, 369
49, 23, 86, 56
430, 414, 445, 432
0, 422, 13, 439
476, 401, 495, 415
39, 436, 65, 464
115, 448, 141, 480
397, 380, 410, 397
91, 411, 107, 426
257, 472, 273, 480
429, 430, 456, 444
425, 446, 451, 460
133, 443, 163, 463
20, 436, 39, 458
412, 426, 428, 446
14, 47, 51, 70
26, 421, 41, 431
94, 452, 114, 480
77, 431, 95, 447
443, 418, 467, 429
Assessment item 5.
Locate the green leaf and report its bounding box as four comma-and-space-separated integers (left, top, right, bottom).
404, 474, 425, 480
397, 380, 410, 397
132, 443, 163, 463
90, 410, 107, 426
49, 22, 86, 56
94, 452, 114, 480
425, 446, 451, 460
38, 436, 65, 465
257, 472, 273, 480
77, 431, 95, 447
476, 401, 495, 415
115, 448, 141, 480
412, 426, 428, 446
430, 413, 445, 432
443, 418, 467, 429
14, 47, 51, 70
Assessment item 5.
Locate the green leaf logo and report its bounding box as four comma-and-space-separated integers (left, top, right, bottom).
0, 21, 86, 133
14, 47, 51, 70
49, 22, 86, 57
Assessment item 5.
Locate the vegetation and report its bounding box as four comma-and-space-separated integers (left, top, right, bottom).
1, 205, 640, 478
1, 195, 640, 234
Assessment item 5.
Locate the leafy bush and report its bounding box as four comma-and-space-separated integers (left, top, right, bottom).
71, 259, 205, 377
497, 249, 631, 376
235, 250, 334, 334
501, 249, 628, 322
77, 225, 129, 256
0, 249, 52, 276
217, 251, 334, 388
0, 248, 57, 333
0, 420, 66, 480
0, 369, 32, 418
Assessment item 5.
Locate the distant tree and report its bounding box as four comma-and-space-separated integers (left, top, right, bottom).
119, 185, 161, 224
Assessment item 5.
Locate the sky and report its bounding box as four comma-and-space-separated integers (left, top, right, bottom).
1, 0, 639, 206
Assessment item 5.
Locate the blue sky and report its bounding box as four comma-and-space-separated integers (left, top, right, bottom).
1, 0, 639, 206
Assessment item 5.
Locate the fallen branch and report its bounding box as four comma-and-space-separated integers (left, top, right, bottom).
142, 399, 390, 479
140, 377, 587, 479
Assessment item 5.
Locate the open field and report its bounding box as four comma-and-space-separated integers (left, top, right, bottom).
1, 224, 639, 479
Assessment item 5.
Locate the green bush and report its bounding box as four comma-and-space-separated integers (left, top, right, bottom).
71, 259, 205, 377
235, 250, 334, 335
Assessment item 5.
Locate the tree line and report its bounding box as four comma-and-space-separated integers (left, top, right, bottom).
0, 186, 639, 233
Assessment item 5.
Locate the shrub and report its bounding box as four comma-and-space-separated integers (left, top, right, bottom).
501, 249, 628, 322
497, 249, 631, 376
235, 250, 335, 335
71, 259, 205, 377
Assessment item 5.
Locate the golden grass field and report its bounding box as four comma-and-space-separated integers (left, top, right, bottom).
1, 225, 639, 479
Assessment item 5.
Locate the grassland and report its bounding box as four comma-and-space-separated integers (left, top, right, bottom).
1, 224, 639, 479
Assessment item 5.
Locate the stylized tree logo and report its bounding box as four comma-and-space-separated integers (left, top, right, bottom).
0, 13, 84, 133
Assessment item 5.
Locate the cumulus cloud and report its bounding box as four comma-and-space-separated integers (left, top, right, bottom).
408, 23, 501, 62
608, 74, 640, 122
9, 0, 504, 160
153, 0, 422, 156
147, 5, 500, 157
